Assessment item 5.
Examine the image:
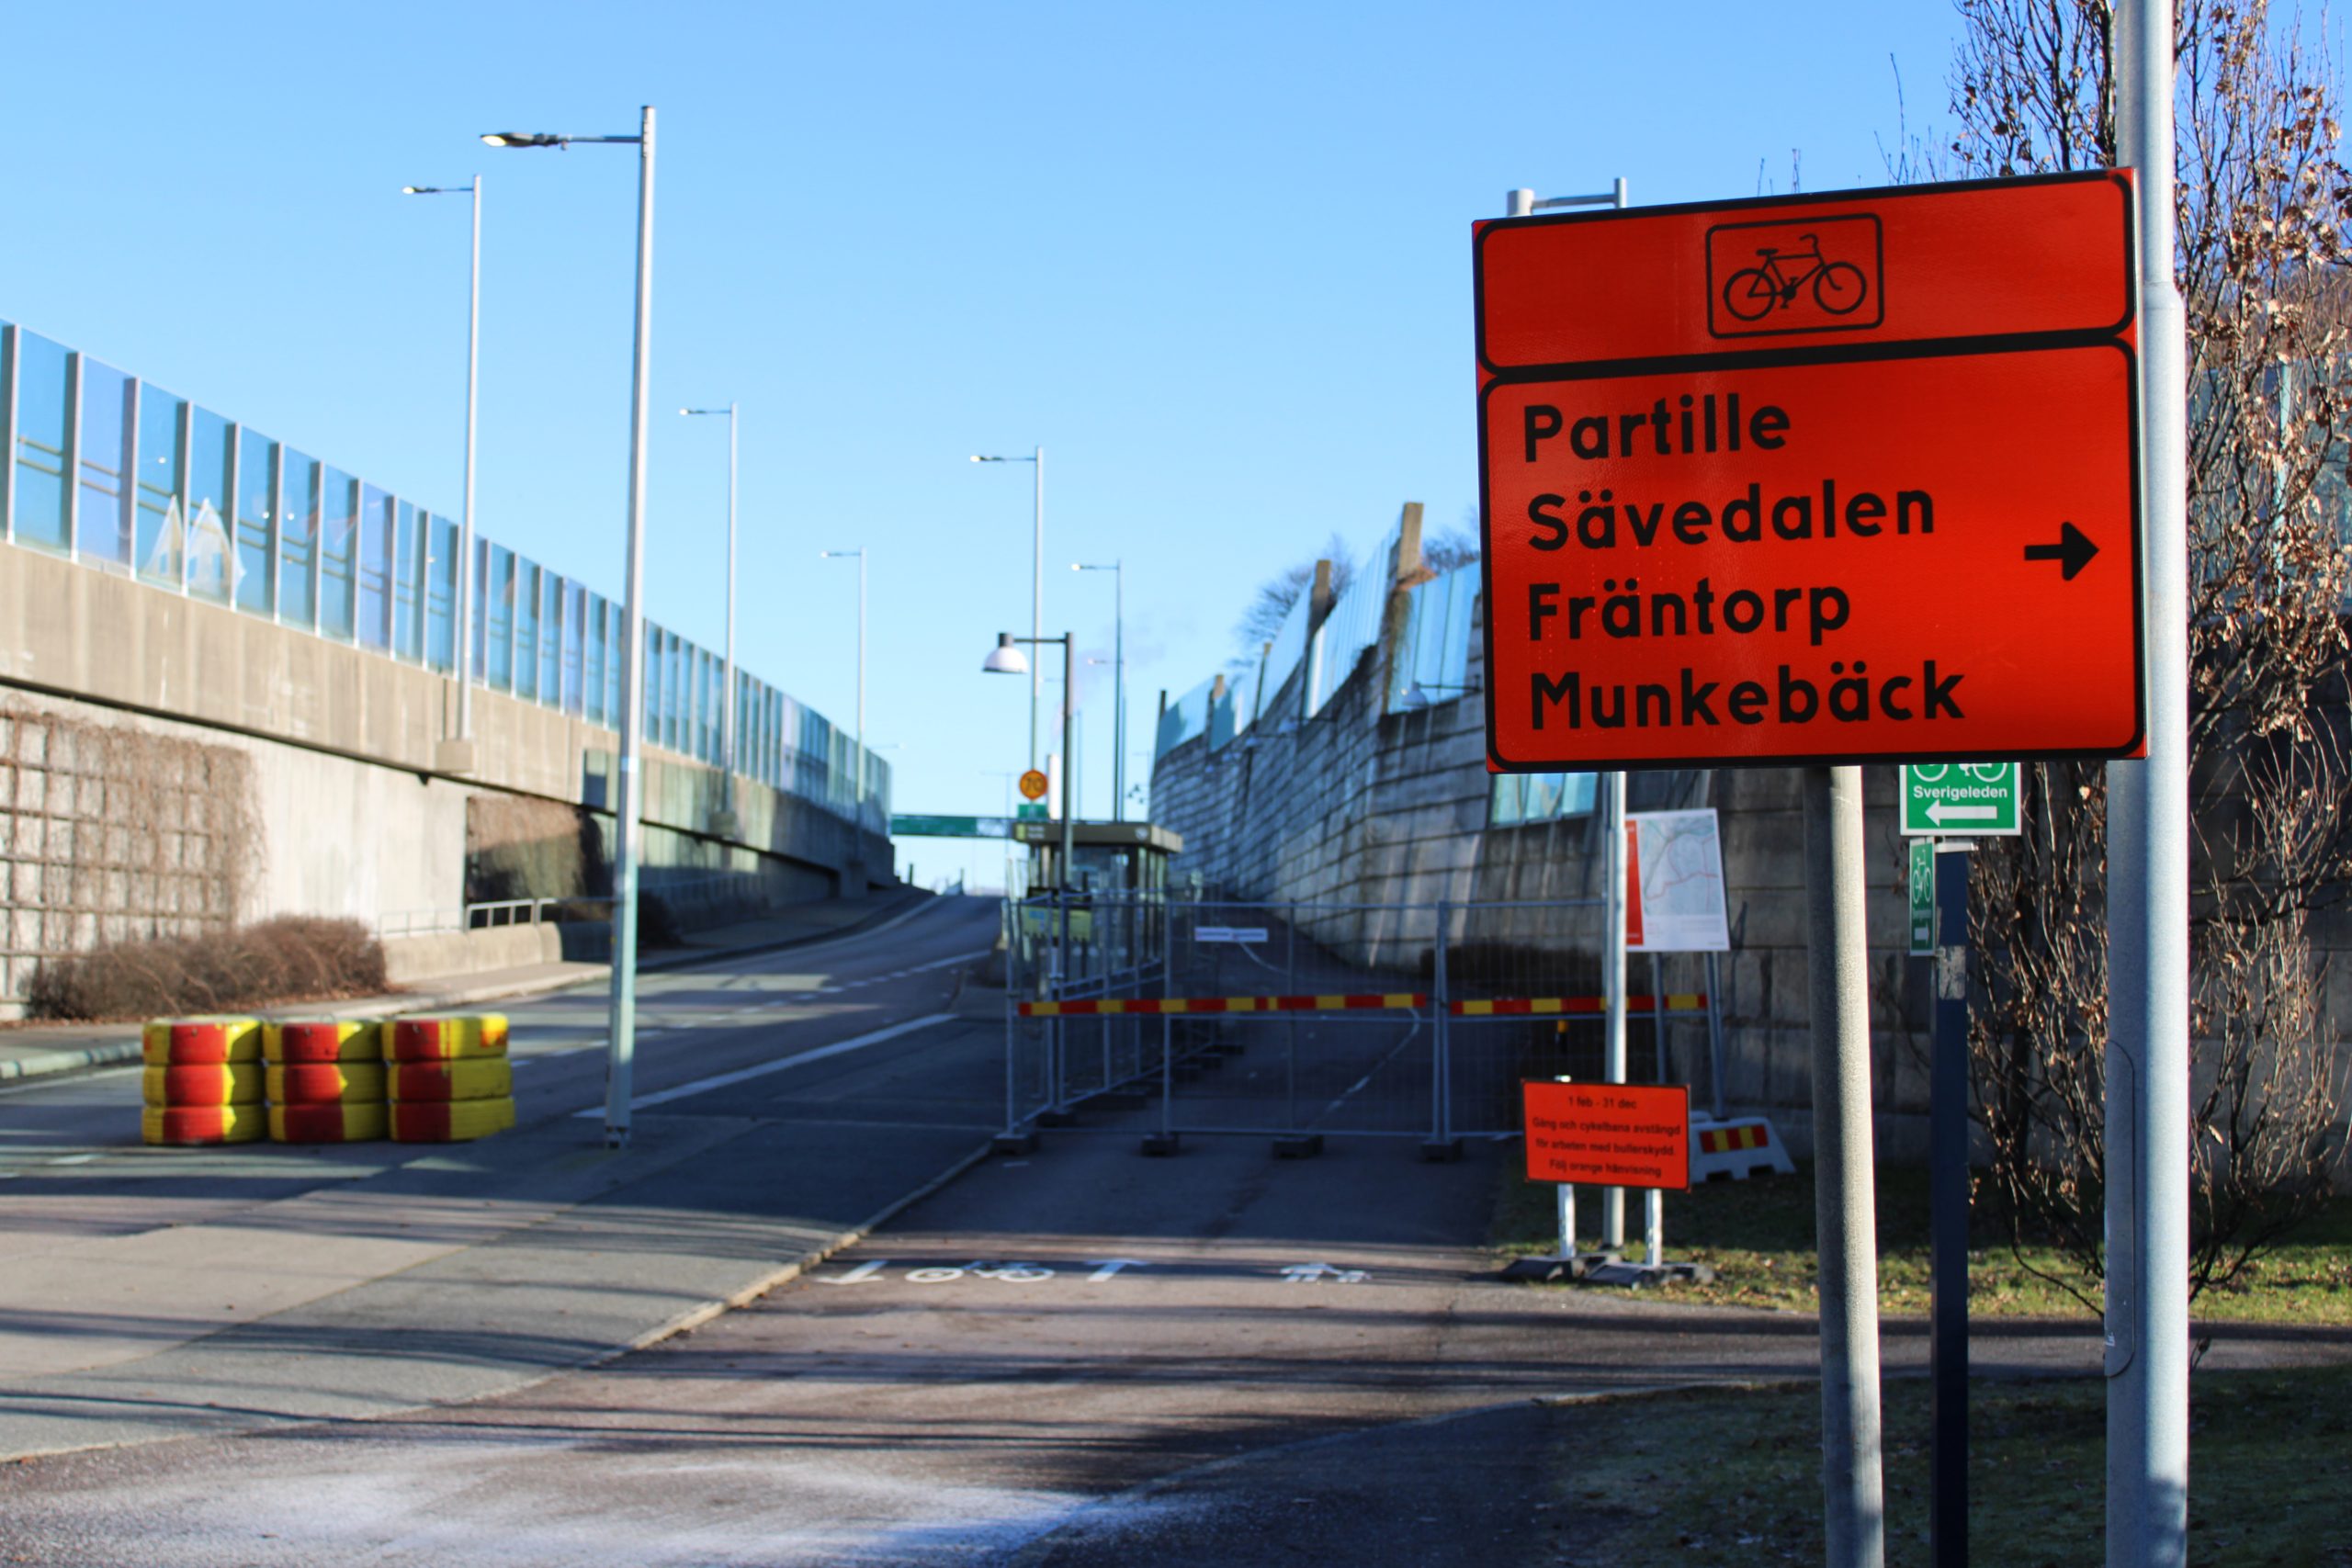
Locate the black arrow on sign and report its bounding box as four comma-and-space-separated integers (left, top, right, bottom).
2023, 521, 2099, 581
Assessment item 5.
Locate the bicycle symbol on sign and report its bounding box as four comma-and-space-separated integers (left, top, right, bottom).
904, 1260, 1056, 1283
1907, 763, 2010, 784
1721, 233, 1870, 321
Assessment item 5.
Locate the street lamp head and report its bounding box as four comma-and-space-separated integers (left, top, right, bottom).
481, 131, 567, 149
981, 633, 1030, 676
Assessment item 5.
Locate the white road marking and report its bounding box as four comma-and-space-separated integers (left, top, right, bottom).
571, 1012, 959, 1117
1085, 1258, 1148, 1281
1280, 1263, 1368, 1284
48, 1153, 98, 1166
820, 1260, 888, 1285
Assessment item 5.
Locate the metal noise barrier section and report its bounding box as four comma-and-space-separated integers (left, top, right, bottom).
1000, 892, 1722, 1145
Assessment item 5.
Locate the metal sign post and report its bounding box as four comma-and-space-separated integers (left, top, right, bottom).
2111, 2, 2192, 1562
1930, 838, 1973, 1568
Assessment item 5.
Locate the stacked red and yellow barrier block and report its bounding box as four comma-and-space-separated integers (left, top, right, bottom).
386, 1015, 515, 1143
265, 1020, 387, 1143
141, 1019, 266, 1145
138, 1014, 516, 1147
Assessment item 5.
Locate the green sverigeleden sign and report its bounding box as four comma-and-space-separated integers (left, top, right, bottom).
1898, 761, 2021, 836
1907, 838, 1936, 955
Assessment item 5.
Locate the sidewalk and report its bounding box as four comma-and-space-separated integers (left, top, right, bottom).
0, 886, 934, 1085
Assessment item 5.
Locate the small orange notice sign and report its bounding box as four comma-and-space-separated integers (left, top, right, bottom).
1522, 1079, 1690, 1191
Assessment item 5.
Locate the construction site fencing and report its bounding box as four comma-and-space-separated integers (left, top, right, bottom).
1001, 893, 1727, 1146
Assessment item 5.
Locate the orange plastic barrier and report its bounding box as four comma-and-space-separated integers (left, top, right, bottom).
387, 1015, 510, 1062
141, 1063, 265, 1107
266, 1062, 388, 1104
141, 1103, 266, 1145
141, 1019, 263, 1066
390, 1097, 516, 1143
388, 1059, 513, 1102
265, 1020, 382, 1064
270, 1102, 390, 1144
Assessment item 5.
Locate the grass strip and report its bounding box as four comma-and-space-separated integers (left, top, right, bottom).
1495, 1162, 2352, 1324
1545, 1364, 2352, 1564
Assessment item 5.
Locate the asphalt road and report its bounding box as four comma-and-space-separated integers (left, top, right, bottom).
6, 899, 2348, 1565
0, 895, 1008, 1458
11, 1093, 2346, 1566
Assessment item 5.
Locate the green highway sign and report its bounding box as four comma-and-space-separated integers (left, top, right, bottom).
1908, 839, 1935, 954
1016, 802, 1048, 820
1899, 761, 2021, 836
889, 814, 1013, 840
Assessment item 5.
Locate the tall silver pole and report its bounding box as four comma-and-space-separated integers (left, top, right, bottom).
1033, 446, 1045, 776
458, 175, 481, 738
2110, 4, 2190, 1562
1059, 636, 1076, 880
1805, 763, 1885, 1568
605, 104, 656, 1150
1503, 178, 1629, 1244
1600, 175, 1632, 1251
1113, 559, 1125, 821
1602, 769, 1628, 1248
722, 400, 737, 815
856, 547, 866, 819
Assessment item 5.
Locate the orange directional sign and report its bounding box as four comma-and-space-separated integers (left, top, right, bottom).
1475, 172, 2144, 772
1018, 768, 1050, 802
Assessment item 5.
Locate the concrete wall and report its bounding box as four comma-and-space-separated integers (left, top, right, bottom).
1148, 542, 2352, 1170
1148, 534, 1947, 1157
0, 541, 889, 1011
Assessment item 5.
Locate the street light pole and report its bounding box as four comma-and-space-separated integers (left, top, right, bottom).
1074, 559, 1125, 820
969, 448, 1044, 773
981, 631, 1075, 885
821, 548, 866, 818
485, 108, 656, 1151
681, 402, 739, 821
399, 175, 482, 744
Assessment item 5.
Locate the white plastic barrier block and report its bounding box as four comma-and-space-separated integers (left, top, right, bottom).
1689, 1115, 1796, 1181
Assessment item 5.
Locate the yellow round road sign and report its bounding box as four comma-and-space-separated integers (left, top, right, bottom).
1019, 768, 1050, 802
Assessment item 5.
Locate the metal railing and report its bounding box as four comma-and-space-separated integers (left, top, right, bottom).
377, 896, 615, 939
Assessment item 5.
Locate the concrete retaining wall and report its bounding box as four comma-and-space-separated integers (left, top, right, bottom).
0, 541, 888, 1014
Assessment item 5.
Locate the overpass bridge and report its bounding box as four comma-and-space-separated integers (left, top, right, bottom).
0, 314, 889, 1014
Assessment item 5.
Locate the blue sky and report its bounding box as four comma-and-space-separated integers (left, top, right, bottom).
3, 2, 1966, 887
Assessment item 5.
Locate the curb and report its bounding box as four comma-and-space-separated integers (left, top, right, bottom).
0, 891, 946, 1089
0, 1041, 144, 1083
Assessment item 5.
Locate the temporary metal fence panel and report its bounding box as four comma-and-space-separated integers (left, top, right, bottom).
1001, 893, 1718, 1146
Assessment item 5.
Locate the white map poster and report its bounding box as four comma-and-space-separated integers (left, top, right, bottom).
1625, 808, 1731, 953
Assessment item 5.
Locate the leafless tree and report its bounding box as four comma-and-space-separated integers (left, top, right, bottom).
1936, 0, 2349, 1306
1234, 533, 1355, 656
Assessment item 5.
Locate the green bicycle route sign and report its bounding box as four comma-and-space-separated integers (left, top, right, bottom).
1907, 839, 1937, 953
1898, 761, 2020, 836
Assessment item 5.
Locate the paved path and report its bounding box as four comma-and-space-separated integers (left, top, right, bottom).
5, 1082, 2345, 1566
0, 893, 1005, 1460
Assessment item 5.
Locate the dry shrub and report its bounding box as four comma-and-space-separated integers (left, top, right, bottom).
26, 916, 388, 1021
